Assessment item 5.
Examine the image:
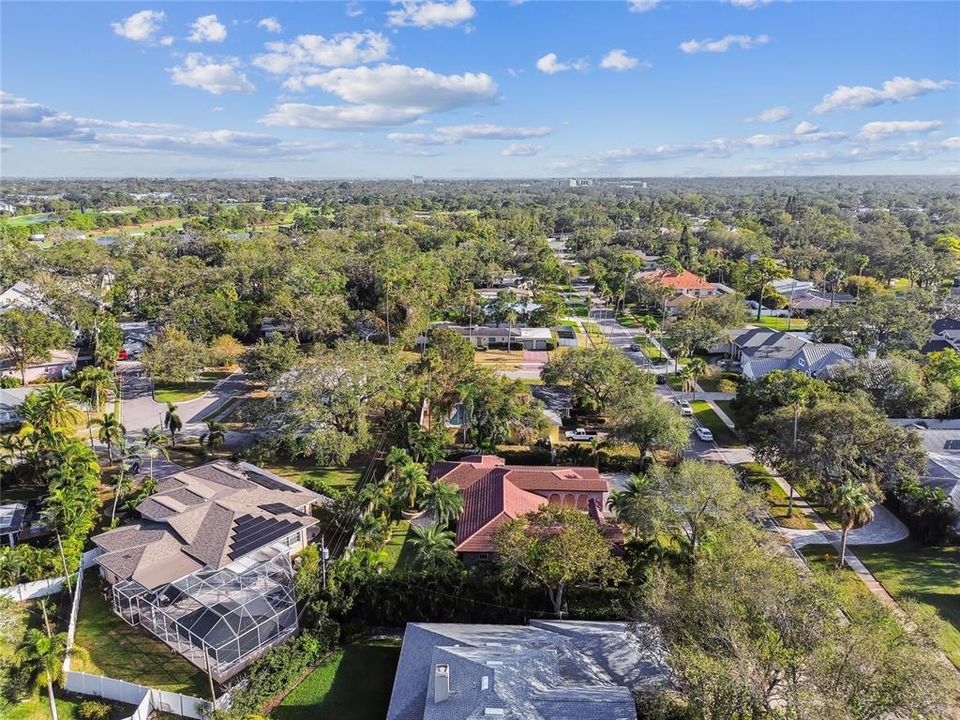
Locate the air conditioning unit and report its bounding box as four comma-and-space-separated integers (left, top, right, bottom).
435, 663, 451, 703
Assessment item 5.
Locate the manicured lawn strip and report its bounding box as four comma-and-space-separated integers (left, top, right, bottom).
752, 316, 809, 331
616, 314, 639, 329
799, 544, 876, 603
7, 696, 82, 720
382, 521, 416, 572
736, 462, 815, 530
74, 573, 209, 696
262, 456, 367, 492
855, 541, 960, 668
714, 399, 735, 422
272, 641, 401, 720
153, 370, 233, 404
690, 401, 742, 447
567, 303, 589, 317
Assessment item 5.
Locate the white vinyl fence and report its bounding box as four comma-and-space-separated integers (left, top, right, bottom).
58, 551, 215, 719
0, 548, 101, 601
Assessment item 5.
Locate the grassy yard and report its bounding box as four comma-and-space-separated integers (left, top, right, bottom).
382, 520, 418, 572
691, 401, 742, 447
272, 640, 401, 720
73, 573, 210, 696
567, 303, 589, 317
260, 455, 368, 493
752, 316, 809, 331
736, 462, 816, 530
154, 370, 233, 404
714, 399, 735, 422
473, 348, 524, 370
855, 540, 960, 668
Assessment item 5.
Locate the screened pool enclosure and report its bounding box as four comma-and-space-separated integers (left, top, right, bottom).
111, 549, 298, 682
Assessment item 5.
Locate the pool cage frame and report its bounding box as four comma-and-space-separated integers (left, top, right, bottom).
111, 549, 298, 683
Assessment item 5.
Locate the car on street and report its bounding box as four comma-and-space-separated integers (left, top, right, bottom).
122, 457, 142, 475
564, 427, 599, 442
655, 374, 666, 384
629, 342, 643, 352
695, 426, 714, 442
676, 399, 693, 417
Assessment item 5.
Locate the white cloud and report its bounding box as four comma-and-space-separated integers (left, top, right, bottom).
943, 136, 960, 150
253, 31, 390, 74
794, 120, 818, 135
261, 64, 498, 129
160, 36, 174, 46
600, 49, 648, 71
188, 15, 227, 43
536, 53, 588, 74
747, 106, 791, 122
258, 17, 283, 34
388, 123, 551, 145
346, 2, 364, 17
387, 0, 476, 28
729, 0, 773, 8
680, 34, 770, 54
111, 10, 166, 42
857, 120, 943, 141
501, 142, 543, 156
169, 54, 255, 95
627, 0, 661, 12
0, 92, 349, 161
0, 92, 94, 141
814, 76, 955, 113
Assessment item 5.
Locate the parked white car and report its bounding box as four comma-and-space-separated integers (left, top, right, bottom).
564, 427, 599, 441
695, 426, 713, 442
676, 399, 693, 417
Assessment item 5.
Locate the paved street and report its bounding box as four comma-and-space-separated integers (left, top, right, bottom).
117, 361, 249, 435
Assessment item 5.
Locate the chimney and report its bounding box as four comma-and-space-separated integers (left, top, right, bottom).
434, 664, 451, 703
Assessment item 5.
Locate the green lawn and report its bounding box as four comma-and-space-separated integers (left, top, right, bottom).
74, 574, 210, 696
616, 314, 639, 329
855, 541, 960, 668
3, 214, 55, 227
736, 462, 815, 530
272, 640, 401, 720
567, 303, 589, 317
714, 399, 735, 422
153, 370, 232, 404
691, 401, 742, 447
261, 455, 368, 492
752, 316, 809, 331
382, 521, 417, 572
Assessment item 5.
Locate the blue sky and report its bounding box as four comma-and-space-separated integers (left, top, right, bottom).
1, 0, 958, 177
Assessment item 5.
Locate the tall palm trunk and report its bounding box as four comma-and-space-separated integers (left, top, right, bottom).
838, 525, 850, 568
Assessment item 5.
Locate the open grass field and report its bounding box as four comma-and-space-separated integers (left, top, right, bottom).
74, 573, 209, 696
802, 541, 960, 669
473, 349, 524, 370
272, 640, 401, 720
855, 540, 960, 668
691, 401, 742, 447
153, 370, 232, 404
3, 214, 55, 227
382, 520, 416, 572
751, 316, 809, 331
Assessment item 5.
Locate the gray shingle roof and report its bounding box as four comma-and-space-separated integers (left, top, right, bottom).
387, 621, 671, 720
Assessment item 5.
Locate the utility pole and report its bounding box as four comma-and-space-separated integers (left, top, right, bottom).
321, 534, 329, 591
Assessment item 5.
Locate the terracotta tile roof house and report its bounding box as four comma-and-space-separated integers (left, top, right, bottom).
386, 621, 672, 720
430, 455, 619, 558
91, 461, 327, 682
638, 269, 717, 297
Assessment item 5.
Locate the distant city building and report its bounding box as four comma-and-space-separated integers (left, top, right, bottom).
565, 178, 594, 187
412, 175, 425, 185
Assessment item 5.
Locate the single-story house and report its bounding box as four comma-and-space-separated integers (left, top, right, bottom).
386, 620, 671, 720
429, 455, 619, 562
0, 386, 36, 425
475, 287, 534, 301
727, 328, 854, 381
419, 324, 554, 351
921, 318, 960, 355
770, 278, 815, 296
92, 460, 326, 682
0, 348, 78, 384
889, 419, 960, 526
787, 289, 856, 312
638, 268, 717, 298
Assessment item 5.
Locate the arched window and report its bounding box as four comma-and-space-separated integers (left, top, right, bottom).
563, 494, 576, 508
576, 495, 589, 510
548, 494, 561, 506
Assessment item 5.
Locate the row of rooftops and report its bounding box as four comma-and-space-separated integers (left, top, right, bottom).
93, 461, 322, 591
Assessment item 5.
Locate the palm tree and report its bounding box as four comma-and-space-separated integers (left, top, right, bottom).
75, 366, 113, 413
396, 461, 430, 512
139, 425, 167, 480
91, 412, 125, 463
423, 481, 463, 529
13, 628, 89, 720
784, 381, 814, 517
830, 481, 875, 569
607, 475, 654, 538
201, 420, 226, 453
359, 479, 396, 519
677, 364, 694, 395
163, 402, 182, 447
385, 446, 411, 472
33, 384, 84, 429
687, 357, 707, 400
409, 523, 456, 567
